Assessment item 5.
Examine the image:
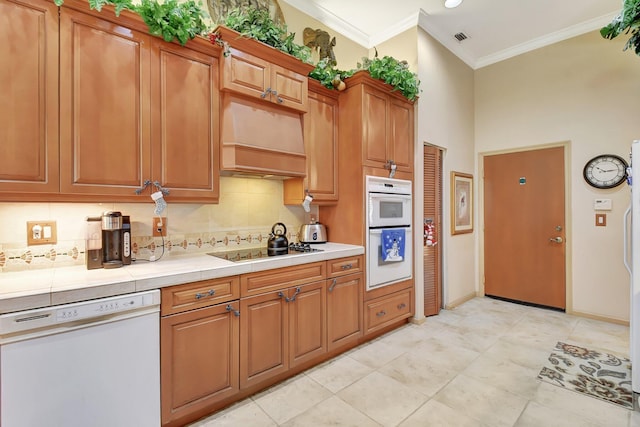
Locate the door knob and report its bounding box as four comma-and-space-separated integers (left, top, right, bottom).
549, 236, 563, 243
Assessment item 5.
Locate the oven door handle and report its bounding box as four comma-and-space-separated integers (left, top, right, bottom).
368, 195, 412, 203
369, 227, 411, 234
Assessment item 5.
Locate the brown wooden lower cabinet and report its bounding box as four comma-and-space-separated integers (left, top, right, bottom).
160, 255, 413, 426
327, 272, 363, 351
364, 288, 413, 335
239, 280, 326, 389
160, 301, 240, 426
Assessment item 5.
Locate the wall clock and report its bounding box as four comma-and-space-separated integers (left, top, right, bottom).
582, 154, 629, 189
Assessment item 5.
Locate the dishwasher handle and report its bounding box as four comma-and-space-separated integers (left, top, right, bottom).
14, 313, 52, 324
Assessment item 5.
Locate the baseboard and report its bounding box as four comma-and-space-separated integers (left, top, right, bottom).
569, 309, 629, 326
409, 316, 426, 325
444, 292, 477, 310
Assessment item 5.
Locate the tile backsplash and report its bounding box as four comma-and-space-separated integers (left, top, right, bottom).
0, 177, 314, 272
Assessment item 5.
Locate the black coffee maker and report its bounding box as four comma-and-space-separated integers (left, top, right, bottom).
101, 211, 131, 269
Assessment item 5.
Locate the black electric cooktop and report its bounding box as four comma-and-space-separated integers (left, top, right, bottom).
207, 243, 323, 263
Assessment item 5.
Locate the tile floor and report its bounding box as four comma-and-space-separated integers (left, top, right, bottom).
189, 297, 639, 427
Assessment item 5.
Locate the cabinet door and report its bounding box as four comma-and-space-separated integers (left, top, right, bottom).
161, 302, 240, 425
306, 89, 338, 201
270, 63, 308, 112
289, 281, 326, 368
327, 273, 363, 351
222, 47, 308, 112
362, 85, 388, 168
240, 291, 289, 389
59, 8, 150, 196
0, 0, 59, 195
222, 48, 269, 100
388, 98, 414, 173
283, 86, 338, 205
151, 41, 219, 201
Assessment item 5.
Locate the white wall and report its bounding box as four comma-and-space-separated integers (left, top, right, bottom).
475, 31, 640, 321
415, 29, 477, 307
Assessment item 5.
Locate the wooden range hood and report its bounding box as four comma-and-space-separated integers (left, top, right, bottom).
220, 94, 306, 178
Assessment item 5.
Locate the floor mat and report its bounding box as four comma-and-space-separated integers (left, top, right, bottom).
537, 341, 633, 410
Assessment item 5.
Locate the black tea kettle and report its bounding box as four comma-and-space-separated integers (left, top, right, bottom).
268, 222, 289, 256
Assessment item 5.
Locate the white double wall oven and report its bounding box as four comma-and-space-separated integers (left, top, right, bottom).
366, 176, 413, 291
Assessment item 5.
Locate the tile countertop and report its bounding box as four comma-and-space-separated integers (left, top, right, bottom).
0, 243, 364, 314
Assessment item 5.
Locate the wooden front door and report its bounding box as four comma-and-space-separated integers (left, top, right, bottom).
483, 146, 566, 309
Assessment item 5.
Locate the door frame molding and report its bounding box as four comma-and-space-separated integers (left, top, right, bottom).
477, 141, 573, 313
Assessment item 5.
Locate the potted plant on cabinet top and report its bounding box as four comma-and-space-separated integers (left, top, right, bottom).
216, 7, 420, 101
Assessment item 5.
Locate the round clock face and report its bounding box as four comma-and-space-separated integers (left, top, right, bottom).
583, 154, 628, 189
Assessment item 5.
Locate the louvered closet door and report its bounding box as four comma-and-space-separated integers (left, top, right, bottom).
424, 146, 442, 316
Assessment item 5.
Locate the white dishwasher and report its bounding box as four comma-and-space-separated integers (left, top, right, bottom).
0, 289, 161, 427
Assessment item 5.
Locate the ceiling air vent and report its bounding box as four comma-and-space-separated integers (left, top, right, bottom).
454, 32, 468, 42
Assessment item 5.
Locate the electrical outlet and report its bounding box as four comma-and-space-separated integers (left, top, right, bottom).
27, 221, 57, 245
152, 217, 167, 237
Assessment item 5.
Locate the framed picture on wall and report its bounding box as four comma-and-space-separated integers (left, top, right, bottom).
451, 171, 473, 235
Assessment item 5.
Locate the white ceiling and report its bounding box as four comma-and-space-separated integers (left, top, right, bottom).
280, 0, 621, 69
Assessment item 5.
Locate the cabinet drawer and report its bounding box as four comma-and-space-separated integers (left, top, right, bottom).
327, 256, 363, 278
364, 289, 412, 334
161, 276, 240, 316
241, 262, 326, 297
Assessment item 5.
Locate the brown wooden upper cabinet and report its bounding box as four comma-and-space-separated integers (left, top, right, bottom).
217, 27, 311, 113
1, 0, 220, 203
0, 0, 59, 198
340, 72, 415, 174
150, 41, 220, 202
284, 80, 339, 205
59, 5, 220, 202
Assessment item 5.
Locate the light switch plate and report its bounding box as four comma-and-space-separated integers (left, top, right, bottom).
27, 221, 57, 245
595, 213, 607, 227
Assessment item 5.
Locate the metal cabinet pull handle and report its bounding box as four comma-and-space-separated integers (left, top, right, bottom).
376, 310, 386, 317
340, 263, 353, 270
549, 236, 563, 243
195, 289, 215, 299
328, 278, 337, 292
278, 288, 300, 303
397, 303, 406, 310
270, 90, 283, 103
289, 287, 301, 302
225, 304, 240, 317
260, 87, 272, 99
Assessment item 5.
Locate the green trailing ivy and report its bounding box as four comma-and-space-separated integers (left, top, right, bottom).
50, 0, 420, 99
358, 55, 420, 101
308, 58, 354, 89
85, 0, 130, 16
53, 0, 208, 46
223, 8, 312, 64
135, 0, 208, 45
221, 7, 421, 101
601, 0, 640, 56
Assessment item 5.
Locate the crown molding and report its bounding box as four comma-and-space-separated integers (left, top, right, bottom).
474, 12, 619, 68
280, 1, 619, 69
279, 0, 370, 47
369, 12, 420, 47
